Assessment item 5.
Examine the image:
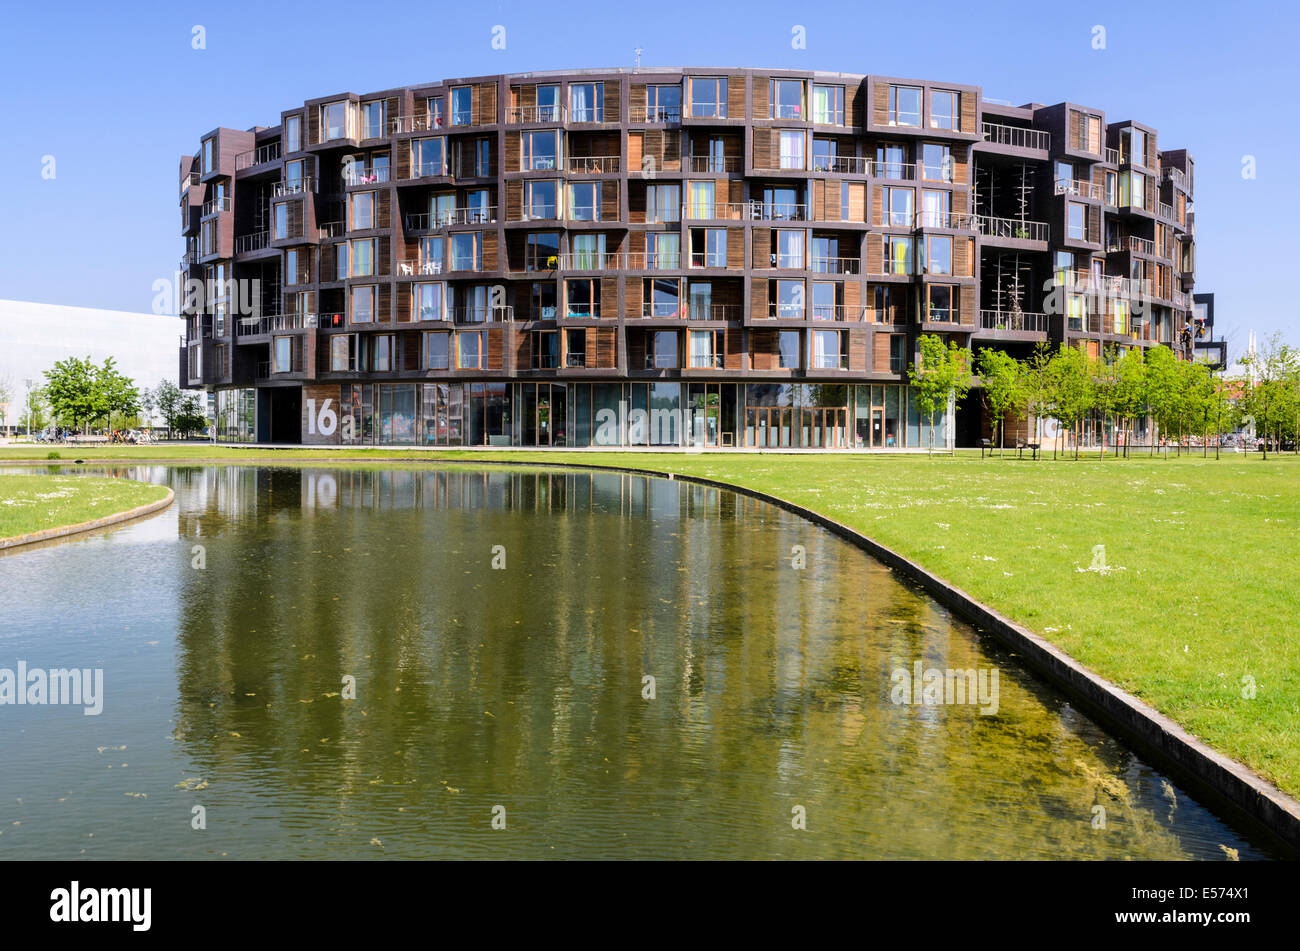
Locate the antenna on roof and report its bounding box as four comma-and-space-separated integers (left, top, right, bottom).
634, 47, 643, 70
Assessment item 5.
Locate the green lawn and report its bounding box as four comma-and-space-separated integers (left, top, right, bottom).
2, 444, 1297, 798
0, 474, 170, 539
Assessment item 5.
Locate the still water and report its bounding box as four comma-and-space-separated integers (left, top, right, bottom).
0, 465, 1278, 859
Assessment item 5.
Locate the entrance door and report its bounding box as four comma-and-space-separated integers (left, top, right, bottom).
871, 408, 884, 447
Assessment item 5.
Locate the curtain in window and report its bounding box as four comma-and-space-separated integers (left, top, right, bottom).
892, 240, 910, 274
813, 86, 830, 124
571, 85, 591, 121
688, 182, 714, 219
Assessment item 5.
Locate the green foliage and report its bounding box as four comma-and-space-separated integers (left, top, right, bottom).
909, 334, 973, 452
976, 347, 1023, 452
1043, 345, 1094, 458
41, 357, 140, 433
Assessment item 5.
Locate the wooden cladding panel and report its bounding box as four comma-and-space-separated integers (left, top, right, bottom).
485, 327, 504, 371
624, 277, 642, 319
866, 234, 882, 274
506, 181, 523, 220
726, 77, 745, 119
873, 333, 896, 372
848, 328, 868, 370
751, 229, 771, 269
843, 280, 861, 319
750, 279, 768, 320
505, 133, 521, 172
872, 83, 889, 125
844, 83, 861, 128
482, 231, 498, 271
953, 237, 973, 277
870, 185, 882, 226
751, 76, 769, 118
603, 84, 620, 123
601, 180, 620, 219
752, 127, 776, 168
751, 329, 778, 370
1087, 204, 1101, 244
587, 326, 617, 368
514, 326, 532, 369
473, 82, 498, 125
724, 327, 745, 370
629, 84, 647, 114
726, 228, 744, 269
846, 182, 865, 222
959, 91, 977, 134
395, 283, 412, 322
960, 285, 975, 325
376, 190, 392, 229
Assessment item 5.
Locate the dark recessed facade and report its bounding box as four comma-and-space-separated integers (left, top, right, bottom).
178, 67, 1198, 447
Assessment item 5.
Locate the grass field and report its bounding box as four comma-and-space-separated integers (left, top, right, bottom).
0, 474, 170, 539
2, 443, 1296, 797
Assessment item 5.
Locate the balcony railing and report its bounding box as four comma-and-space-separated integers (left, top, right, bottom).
688, 304, 740, 321
181, 170, 200, 194
1127, 236, 1155, 256
976, 215, 1049, 241
979, 310, 1048, 332
234, 231, 269, 254
235, 142, 282, 171
687, 155, 741, 173
645, 352, 680, 369
450, 305, 513, 323
769, 104, 804, 120
201, 196, 231, 217
507, 105, 567, 124
914, 211, 978, 230
808, 353, 848, 370
639, 252, 683, 270
869, 160, 918, 180
687, 353, 725, 369
809, 256, 861, 274
689, 252, 730, 268
1158, 201, 1174, 220
404, 207, 497, 231
981, 121, 1050, 151
397, 258, 444, 276
749, 201, 808, 221
1055, 178, 1103, 200
1105, 147, 1121, 165
641, 302, 688, 318
238, 313, 318, 335
389, 114, 444, 134
555, 252, 624, 271
404, 161, 448, 179
628, 105, 680, 123
179, 250, 197, 268
565, 352, 587, 367
808, 306, 860, 321
273, 177, 315, 197
682, 201, 745, 220
1173, 291, 1191, 310
342, 165, 391, 186
765, 304, 806, 319
568, 155, 620, 173
1162, 166, 1189, 191
812, 155, 869, 174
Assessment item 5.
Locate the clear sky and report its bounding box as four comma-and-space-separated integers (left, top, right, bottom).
0, 0, 1294, 361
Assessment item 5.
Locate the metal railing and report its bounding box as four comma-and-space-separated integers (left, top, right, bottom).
981, 122, 1050, 151
644, 352, 680, 369
688, 304, 739, 321
870, 160, 918, 180
568, 155, 620, 173
555, 252, 624, 271
181, 170, 200, 194
687, 353, 725, 369
403, 161, 448, 179
1055, 178, 1103, 200
812, 155, 869, 174
396, 258, 444, 276
201, 196, 231, 217
687, 155, 740, 173
342, 165, 391, 186
1162, 166, 1189, 191
689, 252, 731, 268
765, 304, 806, 319
273, 177, 315, 197
1158, 201, 1174, 220
977, 215, 1048, 241
628, 105, 681, 123
808, 306, 859, 321
769, 104, 804, 120
640, 302, 687, 318
682, 201, 745, 220
809, 256, 860, 274
809, 353, 848, 370
405, 207, 497, 230
389, 114, 445, 134
639, 252, 683, 270
235, 142, 282, 170
450, 305, 513, 323
1105, 147, 1121, 165
507, 105, 567, 123
565, 352, 587, 367
980, 310, 1048, 332
1127, 236, 1155, 255
915, 211, 978, 230
234, 231, 269, 254
749, 202, 808, 221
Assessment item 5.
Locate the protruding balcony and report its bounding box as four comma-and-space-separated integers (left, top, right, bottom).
1055, 178, 1103, 200
567, 155, 620, 174
976, 215, 1049, 243
273, 176, 316, 197
980, 121, 1050, 152
235, 142, 282, 172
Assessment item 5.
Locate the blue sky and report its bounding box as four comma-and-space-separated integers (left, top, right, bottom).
0, 0, 1294, 359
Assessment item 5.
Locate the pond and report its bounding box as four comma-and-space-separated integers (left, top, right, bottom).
0, 465, 1278, 859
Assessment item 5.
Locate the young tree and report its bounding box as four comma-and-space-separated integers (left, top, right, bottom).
96, 358, 141, 432
909, 334, 973, 454
976, 347, 1023, 456
1091, 349, 1121, 459
175, 392, 209, 438
43, 357, 105, 433
152, 380, 184, 438
1044, 345, 1095, 460
1112, 347, 1148, 458
1143, 345, 1180, 457
1017, 342, 1053, 456
1241, 333, 1298, 460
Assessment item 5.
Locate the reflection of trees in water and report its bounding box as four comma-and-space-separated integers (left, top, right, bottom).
166, 467, 1220, 858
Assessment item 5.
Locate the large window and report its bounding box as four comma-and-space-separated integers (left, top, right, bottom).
777, 331, 801, 368
888, 85, 922, 127
650, 331, 678, 368
923, 235, 952, 275
1122, 127, 1146, 165
521, 130, 560, 170
449, 233, 482, 271
779, 130, 806, 170
774, 280, 804, 318
273, 203, 288, 239
201, 137, 214, 174
330, 334, 353, 371
809, 329, 841, 369
776, 230, 804, 269
284, 116, 301, 153
648, 232, 680, 269
920, 189, 951, 228
770, 79, 804, 119
414, 283, 445, 321
450, 87, 472, 126
361, 100, 386, 139
571, 233, 606, 269
925, 284, 957, 322
812, 85, 844, 125
884, 236, 913, 275
321, 101, 352, 141
646, 183, 681, 223
285, 249, 299, 286
569, 181, 598, 221
921, 143, 952, 182
525, 180, 558, 220
686, 180, 715, 219
350, 285, 375, 323
647, 278, 681, 318
569, 82, 604, 122
1068, 202, 1086, 241
929, 90, 957, 131
423, 332, 449, 369
350, 238, 375, 277
525, 232, 560, 271
350, 191, 374, 230
458, 330, 483, 368
690, 77, 727, 118
412, 138, 445, 177
811, 281, 839, 320
647, 84, 681, 121
691, 228, 726, 268
273, 336, 292, 373
883, 186, 914, 227
567, 279, 599, 317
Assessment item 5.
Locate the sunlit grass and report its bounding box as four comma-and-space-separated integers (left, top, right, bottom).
0, 475, 169, 539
